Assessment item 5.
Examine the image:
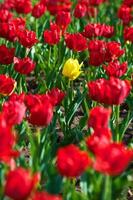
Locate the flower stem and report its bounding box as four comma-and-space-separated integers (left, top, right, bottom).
102, 176, 112, 200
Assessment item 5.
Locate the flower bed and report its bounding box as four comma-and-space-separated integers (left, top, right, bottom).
0, 0, 133, 199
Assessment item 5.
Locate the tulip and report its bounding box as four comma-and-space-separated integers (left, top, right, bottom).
5, 167, 39, 200
62, 58, 83, 80
32, 191, 62, 200
57, 144, 91, 177
93, 143, 133, 176
32, 3, 46, 18
14, 57, 36, 75
88, 106, 112, 130
43, 23, 61, 45
14, 0, 32, 14
18, 29, 38, 48
2, 100, 26, 126
0, 75, 16, 96
88, 77, 131, 105
65, 33, 87, 52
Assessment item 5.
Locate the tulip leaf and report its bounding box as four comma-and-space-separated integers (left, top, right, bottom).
66, 90, 87, 126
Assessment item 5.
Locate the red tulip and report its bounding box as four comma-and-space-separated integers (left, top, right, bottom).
89, 0, 105, 6
14, 0, 32, 14
0, 0, 15, 10
2, 100, 26, 126
0, 9, 13, 22
124, 27, 133, 43
118, 4, 132, 25
25, 94, 42, 110
32, 2, 46, 18
65, 33, 87, 52
105, 41, 125, 62
88, 40, 106, 66
14, 57, 36, 75
86, 128, 112, 154
103, 60, 127, 77
9, 92, 25, 103
87, 6, 98, 18
123, 0, 133, 7
88, 106, 112, 130
5, 167, 38, 200
57, 144, 91, 177
88, 40, 124, 66
0, 114, 18, 163
28, 98, 53, 126
0, 45, 15, 65
11, 17, 26, 31
46, 0, 72, 15
93, 143, 133, 175
32, 191, 62, 200
44, 23, 61, 45
74, 3, 87, 18
56, 11, 71, 31
83, 23, 114, 38
46, 88, 65, 106
0, 18, 25, 42
88, 77, 131, 105
0, 75, 16, 96
18, 29, 38, 48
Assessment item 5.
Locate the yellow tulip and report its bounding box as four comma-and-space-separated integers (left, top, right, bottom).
62, 58, 83, 80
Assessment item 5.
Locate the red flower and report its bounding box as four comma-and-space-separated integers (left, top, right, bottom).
46, 88, 65, 106
57, 144, 91, 177
87, 6, 98, 18
78, 0, 89, 6
88, 106, 112, 130
14, 57, 36, 75
32, 191, 62, 200
93, 143, 133, 175
118, 5, 132, 25
88, 40, 106, 66
9, 92, 25, 103
123, 0, 133, 7
0, 9, 13, 22
14, 0, 32, 14
89, 0, 105, 6
74, 3, 87, 18
65, 33, 87, 52
105, 41, 125, 62
28, 98, 53, 126
56, 11, 71, 31
86, 128, 112, 154
0, 0, 15, 10
46, 0, 72, 15
2, 100, 26, 126
18, 29, 38, 48
83, 23, 114, 38
124, 27, 133, 43
0, 75, 16, 96
0, 45, 15, 65
0, 18, 25, 42
11, 17, 26, 31
88, 77, 131, 105
0, 114, 18, 163
103, 60, 127, 77
32, 2, 46, 18
44, 23, 61, 45
25, 94, 42, 110
5, 167, 38, 200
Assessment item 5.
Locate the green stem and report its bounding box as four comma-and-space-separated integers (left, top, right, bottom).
115, 105, 120, 142
48, 46, 51, 68
102, 176, 112, 200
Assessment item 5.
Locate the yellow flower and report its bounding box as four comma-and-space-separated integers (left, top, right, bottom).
62, 58, 83, 80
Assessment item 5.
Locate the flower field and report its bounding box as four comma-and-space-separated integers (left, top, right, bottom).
0, 0, 133, 199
